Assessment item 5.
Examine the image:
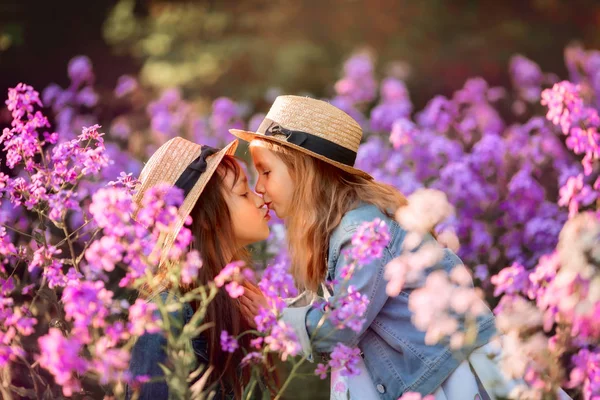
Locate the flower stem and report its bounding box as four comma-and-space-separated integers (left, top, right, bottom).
274, 354, 308, 400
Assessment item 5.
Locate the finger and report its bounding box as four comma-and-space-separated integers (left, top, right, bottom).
240, 304, 257, 326
243, 281, 262, 295
242, 289, 260, 302
240, 296, 253, 309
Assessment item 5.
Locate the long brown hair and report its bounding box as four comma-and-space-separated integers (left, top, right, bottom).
140, 155, 253, 398
252, 139, 408, 291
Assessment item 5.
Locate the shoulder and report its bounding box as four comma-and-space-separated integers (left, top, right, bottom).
334, 203, 398, 237
329, 203, 400, 256
338, 203, 391, 231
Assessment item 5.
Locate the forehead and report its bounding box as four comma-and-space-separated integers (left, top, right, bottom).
249, 144, 277, 166
220, 161, 247, 188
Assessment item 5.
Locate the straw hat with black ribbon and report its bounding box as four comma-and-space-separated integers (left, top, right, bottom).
229, 95, 372, 180
133, 137, 238, 266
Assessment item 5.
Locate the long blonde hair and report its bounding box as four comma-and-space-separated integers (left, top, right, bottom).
252, 139, 408, 291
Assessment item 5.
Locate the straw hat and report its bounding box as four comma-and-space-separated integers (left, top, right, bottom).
133, 137, 238, 264
230, 95, 372, 179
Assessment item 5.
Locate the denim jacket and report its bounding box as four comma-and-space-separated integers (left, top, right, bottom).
282, 204, 497, 399
126, 292, 233, 400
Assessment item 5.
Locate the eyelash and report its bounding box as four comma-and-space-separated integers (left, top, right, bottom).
241, 192, 249, 198
263, 171, 270, 176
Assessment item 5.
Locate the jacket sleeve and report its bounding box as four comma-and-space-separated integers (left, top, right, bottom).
126, 331, 169, 400
126, 294, 188, 400
304, 223, 396, 352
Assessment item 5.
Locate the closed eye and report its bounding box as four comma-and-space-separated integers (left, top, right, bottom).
262, 171, 270, 176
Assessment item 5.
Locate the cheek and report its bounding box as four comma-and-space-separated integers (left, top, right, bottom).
279, 176, 295, 206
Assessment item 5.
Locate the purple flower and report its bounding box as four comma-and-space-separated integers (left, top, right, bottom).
258, 262, 298, 305
329, 343, 361, 377
491, 263, 530, 298
62, 280, 113, 343
349, 218, 390, 265
315, 363, 329, 379
327, 285, 369, 333
381, 78, 409, 103
255, 307, 277, 332
0, 226, 16, 257
210, 97, 244, 144
214, 260, 252, 288
91, 339, 131, 385
559, 174, 598, 218
68, 55, 94, 85
468, 134, 507, 180
5, 83, 43, 120
38, 328, 87, 397
127, 299, 161, 337
89, 187, 134, 237
389, 118, 419, 149
220, 330, 239, 353
181, 250, 202, 285
76, 86, 98, 107
114, 75, 138, 98
264, 321, 301, 361
416, 95, 457, 133
474, 264, 489, 282
510, 55, 544, 102
569, 348, 600, 400
334, 53, 377, 104
370, 100, 412, 132
541, 81, 588, 135
107, 171, 140, 193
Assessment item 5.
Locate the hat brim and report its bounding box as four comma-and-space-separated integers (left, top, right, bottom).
229, 129, 373, 180
157, 139, 238, 265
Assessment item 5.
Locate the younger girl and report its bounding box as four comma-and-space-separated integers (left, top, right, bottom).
127, 137, 272, 399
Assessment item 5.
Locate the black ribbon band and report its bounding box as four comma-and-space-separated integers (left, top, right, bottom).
261, 119, 357, 167
174, 145, 219, 198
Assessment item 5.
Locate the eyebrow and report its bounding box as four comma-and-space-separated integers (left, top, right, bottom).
254, 162, 265, 171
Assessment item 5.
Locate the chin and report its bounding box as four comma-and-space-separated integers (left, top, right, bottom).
274, 209, 286, 219
259, 227, 270, 241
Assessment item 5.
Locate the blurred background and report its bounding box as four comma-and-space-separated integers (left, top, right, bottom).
2, 1, 600, 398
2, 0, 600, 112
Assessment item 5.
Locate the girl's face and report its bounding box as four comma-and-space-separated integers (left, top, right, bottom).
221, 166, 271, 246
249, 144, 295, 219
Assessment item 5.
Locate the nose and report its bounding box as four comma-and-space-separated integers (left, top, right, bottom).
251, 191, 265, 208
254, 176, 265, 195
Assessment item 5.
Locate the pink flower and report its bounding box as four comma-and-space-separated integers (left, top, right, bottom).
127, 299, 161, 337
397, 393, 435, 400
181, 250, 202, 285
38, 328, 87, 397
224, 281, 244, 298
395, 189, 454, 234
264, 321, 301, 361
315, 363, 329, 379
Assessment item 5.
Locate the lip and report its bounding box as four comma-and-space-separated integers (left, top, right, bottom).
263, 204, 271, 220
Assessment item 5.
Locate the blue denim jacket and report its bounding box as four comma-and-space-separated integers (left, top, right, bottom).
284, 204, 497, 399
126, 292, 232, 400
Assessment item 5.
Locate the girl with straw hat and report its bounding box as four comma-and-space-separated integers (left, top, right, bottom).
233, 96, 501, 400
126, 137, 274, 399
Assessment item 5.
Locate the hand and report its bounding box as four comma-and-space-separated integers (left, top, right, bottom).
240, 281, 269, 329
